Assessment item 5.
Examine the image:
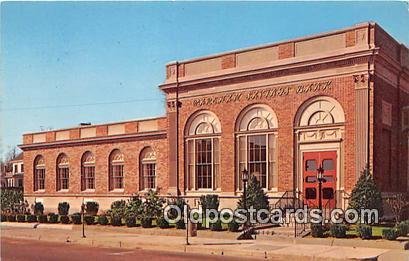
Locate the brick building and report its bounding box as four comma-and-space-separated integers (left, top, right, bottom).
19, 22, 409, 213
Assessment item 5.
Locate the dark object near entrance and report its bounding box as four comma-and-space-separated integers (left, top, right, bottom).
330, 224, 347, 238
311, 224, 325, 238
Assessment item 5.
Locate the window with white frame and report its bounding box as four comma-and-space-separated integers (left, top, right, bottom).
56, 153, 69, 191
34, 155, 45, 191
140, 147, 156, 190
236, 105, 278, 190
81, 151, 95, 191
185, 111, 221, 190
109, 149, 124, 190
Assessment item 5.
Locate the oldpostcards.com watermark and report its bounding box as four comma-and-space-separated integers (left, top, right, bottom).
163, 205, 379, 225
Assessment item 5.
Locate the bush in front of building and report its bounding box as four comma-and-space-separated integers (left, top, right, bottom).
38, 214, 48, 223
175, 219, 185, 229
395, 220, 409, 237
311, 224, 325, 238
237, 176, 269, 221
140, 216, 153, 228
27, 214, 37, 223
124, 196, 143, 223
357, 224, 372, 240
58, 202, 70, 216
16, 214, 26, 222
71, 213, 82, 224
48, 213, 59, 223
33, 202, 44, 215
142, 190, 164, 221
85, 201, 99, 216
156, 216, 170, 229
60, 215, 70, 224
111, 216, 122, 226
382, 228, 399, 240
84, 215, 95, 225
0, 189, 23, 212
200, 195, 220, 212
7, 214, 16, 222
108, 200, 126, 224
210, 220, 223, 231
97, 215, 109, 225
348, 167, 383, 223
330, 224, 347, 238
1, 214, 7, 222
125, 217, 136, 227
228, 219, 240, 232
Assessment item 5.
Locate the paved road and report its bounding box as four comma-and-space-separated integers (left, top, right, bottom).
1, 238, 249, 261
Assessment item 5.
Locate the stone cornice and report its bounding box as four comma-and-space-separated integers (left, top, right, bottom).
160, 48, 377, 93
19, 131, 167, 151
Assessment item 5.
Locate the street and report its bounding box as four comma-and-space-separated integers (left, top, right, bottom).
1, 238, 248, 261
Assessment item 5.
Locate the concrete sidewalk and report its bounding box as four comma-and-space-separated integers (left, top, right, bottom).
1, 223, 408, 260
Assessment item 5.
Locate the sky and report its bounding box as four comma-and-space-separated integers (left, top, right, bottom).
1, 1, 409, 159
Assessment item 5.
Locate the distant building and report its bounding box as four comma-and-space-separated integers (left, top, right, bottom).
3, 153, 24, 188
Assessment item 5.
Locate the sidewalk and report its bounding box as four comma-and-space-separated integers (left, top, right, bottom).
1, 223, 408, 260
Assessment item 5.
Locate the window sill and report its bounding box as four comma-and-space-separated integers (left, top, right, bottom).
57, 189, 69, 193
34, 190, 45, 193
109, 189, 124, 193
140, 188, 157, 193
186, 189, 220, 193
81, 189, 95, 193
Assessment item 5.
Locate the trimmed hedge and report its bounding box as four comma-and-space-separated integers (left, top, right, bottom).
1, 214, 7, 222
71, 213, 82, 224
38, 214, 48, 223
7, 215, 16, 222
84, 216, 95, 225
111, 216, 122, 226
175, 219, 185, 229
157, 216, 170, 229
98, 215, 109, 225
330, 224, 347, 238
16, 214, 26, 222
58, 202, 70, 216
141, 217, 153, 228
125, 217, 136, 227
311, 224, 325, 238
228, 220, 240, 232
210, 220, 223, 231
27, 214, 37, 223
358, 225, 372, 240
396, 221, 409, 237
60, 215, 70, 224
48, 213, 59, 224
382, 228, 399, 240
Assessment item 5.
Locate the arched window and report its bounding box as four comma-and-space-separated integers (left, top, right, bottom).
109, 149, 124, 190
56, 153, 69, 191
34, 155, 45, 191
185, 111, 221, 190
139, 147, 156, 190
81, 151, 95, 191
296, 97, 345, 127
236, 105, 278, 190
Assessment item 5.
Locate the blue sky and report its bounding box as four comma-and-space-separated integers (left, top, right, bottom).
1, 1, 408, 159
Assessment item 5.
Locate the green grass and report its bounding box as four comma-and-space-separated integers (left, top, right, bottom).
346, 225, 390, 237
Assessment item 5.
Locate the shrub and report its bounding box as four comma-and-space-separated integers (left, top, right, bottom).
48, 213, 59, 223
125, 217, 136, 227
395, 221, 409, 237
16, 214, 25, 222
386, 193, 409, 224
156, 216, 170, 229
382, 228, 399, 240
210, 220, 223, 231
85, 201, 99, 216
60, 215, 70, 224
200, 195, 220, 212
125, 196, 143, 221
38, 214, 48, 223
142, 190, 164, 220
1, 214, 7, 222
7, 214, 16, 222
228, 220, 240, 232
111, 216, 122, 226
348, 167, 383, 223
176, 219, 185, 229
311, 224, 325, 238
58, 202, 70, 216
71, 213, 82, 224
27, 214, 37, 223
330, 224, 347, 238
141, 217, 153, 228
1, 188, 23, 212
166, 197, 186, 222
237, 176, 269, 220
109, 200, 126, 222
33, 202, 44, 215
358, 225, 372, 240
84, 216, 95, 225
98, 215, 109, 225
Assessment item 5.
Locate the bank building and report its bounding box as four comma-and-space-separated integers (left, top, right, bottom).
19, 22, 409, 212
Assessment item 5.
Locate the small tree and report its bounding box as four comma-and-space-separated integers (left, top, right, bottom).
348, 167, 383, 223
237, 175, 269, 218
109, 200, 127, 219
58, 202, 70, 216
142, 190, 164, 220
124, 195, 143, 220
200, 195, 219, 212
386, 193, 409, 224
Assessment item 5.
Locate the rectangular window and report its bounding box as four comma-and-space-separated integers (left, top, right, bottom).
143, 163, 156, 189
82, 166, 95, 190
57, 167, 69, 190
35, 169, 45, 191
187, 140, 195, 190
195, 138, 212, 189
110, 165, 124, 190
248, 135, 267, 188
14, 165, 17, 173
21, 164, 24, 173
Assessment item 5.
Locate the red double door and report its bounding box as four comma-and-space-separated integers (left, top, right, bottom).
303, 151, 337, 209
